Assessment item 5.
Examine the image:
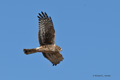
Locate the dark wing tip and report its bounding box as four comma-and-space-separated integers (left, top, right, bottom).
37, 16, 40, 18
53, 64, 57, 66
41, 11, 43, 14
41, 11, 45, 17
38, 11, 52, 22
44, 12, 48, 18
38, 13, 43, 18
49, 17, 51, 20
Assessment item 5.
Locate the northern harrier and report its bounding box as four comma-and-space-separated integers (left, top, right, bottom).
23, 11, 63, 66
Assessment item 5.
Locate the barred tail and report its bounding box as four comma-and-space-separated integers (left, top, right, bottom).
23, 48, 39, 55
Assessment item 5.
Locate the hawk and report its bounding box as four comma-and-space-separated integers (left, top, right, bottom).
23, 11, 63, 66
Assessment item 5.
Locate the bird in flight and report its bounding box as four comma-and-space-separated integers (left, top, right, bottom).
23, 11, 63, 66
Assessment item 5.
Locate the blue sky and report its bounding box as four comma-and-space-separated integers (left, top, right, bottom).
0, 0, 120, 80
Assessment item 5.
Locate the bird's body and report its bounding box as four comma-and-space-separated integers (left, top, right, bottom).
24, 44, 62, 54
23, 11, 63, 66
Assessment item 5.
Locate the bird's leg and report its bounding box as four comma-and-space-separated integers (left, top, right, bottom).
23, 47, 42, 55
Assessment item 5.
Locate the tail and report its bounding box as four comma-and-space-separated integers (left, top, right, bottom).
23, 48, 39, 55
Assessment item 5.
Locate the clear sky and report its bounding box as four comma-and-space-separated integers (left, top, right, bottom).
0, 0, 120, 80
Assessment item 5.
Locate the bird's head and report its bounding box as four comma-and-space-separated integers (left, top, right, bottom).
55, 45, 62, 52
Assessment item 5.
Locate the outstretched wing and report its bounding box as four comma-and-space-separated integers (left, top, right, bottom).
38, 11, 55, 45
42, 52, 64, 66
